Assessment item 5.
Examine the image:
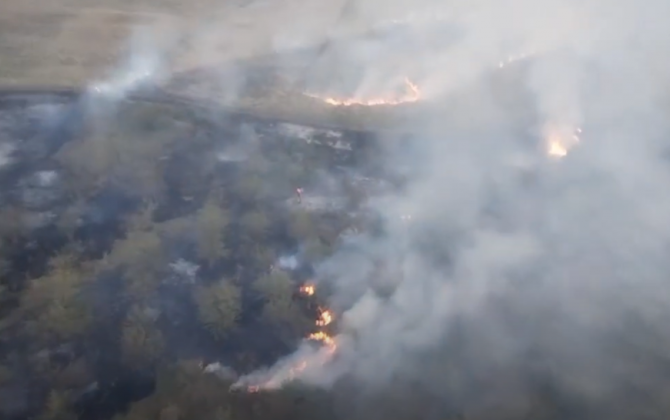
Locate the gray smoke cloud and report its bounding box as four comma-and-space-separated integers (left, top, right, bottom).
90, 0, 670, 415
222, 0, 670, 414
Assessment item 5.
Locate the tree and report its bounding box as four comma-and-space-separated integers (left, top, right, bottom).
160, 404, 181, 420
253, 271, 312, 339
52, 357, 92, 389
38, 298, 92, 340
55, 132, 118, 195
193, 280, 241, 340
239, 209, 270, 239
251, 245, 276, 271
235, 173, 264, 202
0, 206, 25, 247
107, 229, 164, 269
289, 210, 316, 241
303, 238, 334, 263
122, 305, 165, 367
253, 270, 294, 302
156, 215, 193, 242
0, 364, 12, 386
56, 200, 86, 239
104, 229, 166, 298
41, 390, 76, 420
196, 201, 230, 265
22, 253, 93, 340
126, 201, 157, 233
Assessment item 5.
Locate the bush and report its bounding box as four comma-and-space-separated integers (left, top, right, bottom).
193, 280, 241, 340
196, 201, 230, 265
122, 305, 165, 367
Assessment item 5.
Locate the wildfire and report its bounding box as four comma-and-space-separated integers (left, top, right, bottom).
237, 282, 338, 393
246, 359, 309, 393
305, 78, 421, 107
316, 308, 333, 327
299, 283, 315, 296
546, 126, 582, 159
309, 331, 335, 346
308, 331, 338, 357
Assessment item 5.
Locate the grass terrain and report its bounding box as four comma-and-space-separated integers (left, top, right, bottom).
0, 0, 438, 131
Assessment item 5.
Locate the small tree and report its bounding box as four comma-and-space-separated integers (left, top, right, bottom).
38, 298, 92, 340
122, 306, 165, 367
22, 253, 93, 341
41, 390, 77, 420
253, 270, 294, 302
125, 201, 157, 233
196, 201, 230, 265
253, 271, 311, 338
234, 173, 264, 202
106, 229, 166, 299
193, 280, 241, 340
289, 210, 316, 241
239, 209, 270, 239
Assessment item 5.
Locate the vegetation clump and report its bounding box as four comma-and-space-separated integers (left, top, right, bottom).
193, 280, 241, 340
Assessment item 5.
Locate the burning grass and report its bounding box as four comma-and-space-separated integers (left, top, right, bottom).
303, 78, 421, 107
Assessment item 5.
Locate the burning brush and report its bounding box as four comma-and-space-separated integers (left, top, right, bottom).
230, 282, 338, 393
299, 283, 315, 296
304, 78, 421, 107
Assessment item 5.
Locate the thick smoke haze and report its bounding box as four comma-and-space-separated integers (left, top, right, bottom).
223, 0, 670, 412
98, 0, 670, 416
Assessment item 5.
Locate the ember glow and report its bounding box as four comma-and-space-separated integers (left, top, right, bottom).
309, 331, 335, 347
316, 308, 333, 327
305, 78, 421, 107
545, 125, 582, 159
299, 283, 315, 296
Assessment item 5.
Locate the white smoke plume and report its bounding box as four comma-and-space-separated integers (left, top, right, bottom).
224, 0, 670, 413
88, 26, 170, 99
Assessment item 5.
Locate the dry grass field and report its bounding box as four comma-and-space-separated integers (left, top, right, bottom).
0, 0, 369, 87
0, 0, 425, 130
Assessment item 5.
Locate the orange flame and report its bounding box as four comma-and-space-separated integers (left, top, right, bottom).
299, 283, 315, 296
316, 308, 333, 327
244, 333, 337, 392
305, 78, 421, 107
308, 331, 335, 347
241, 280, 339, 393
546, 126, 582, 159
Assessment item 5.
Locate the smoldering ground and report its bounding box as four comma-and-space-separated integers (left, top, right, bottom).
210, 0, 670, 417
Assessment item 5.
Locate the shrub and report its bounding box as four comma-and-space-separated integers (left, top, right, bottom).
193, 280, 241, 340
196, 201, 230, 265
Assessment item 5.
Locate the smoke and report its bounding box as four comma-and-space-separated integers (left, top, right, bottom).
76, 0, 670, 415
207, 0, 670, 415
88, 26, 170, 100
